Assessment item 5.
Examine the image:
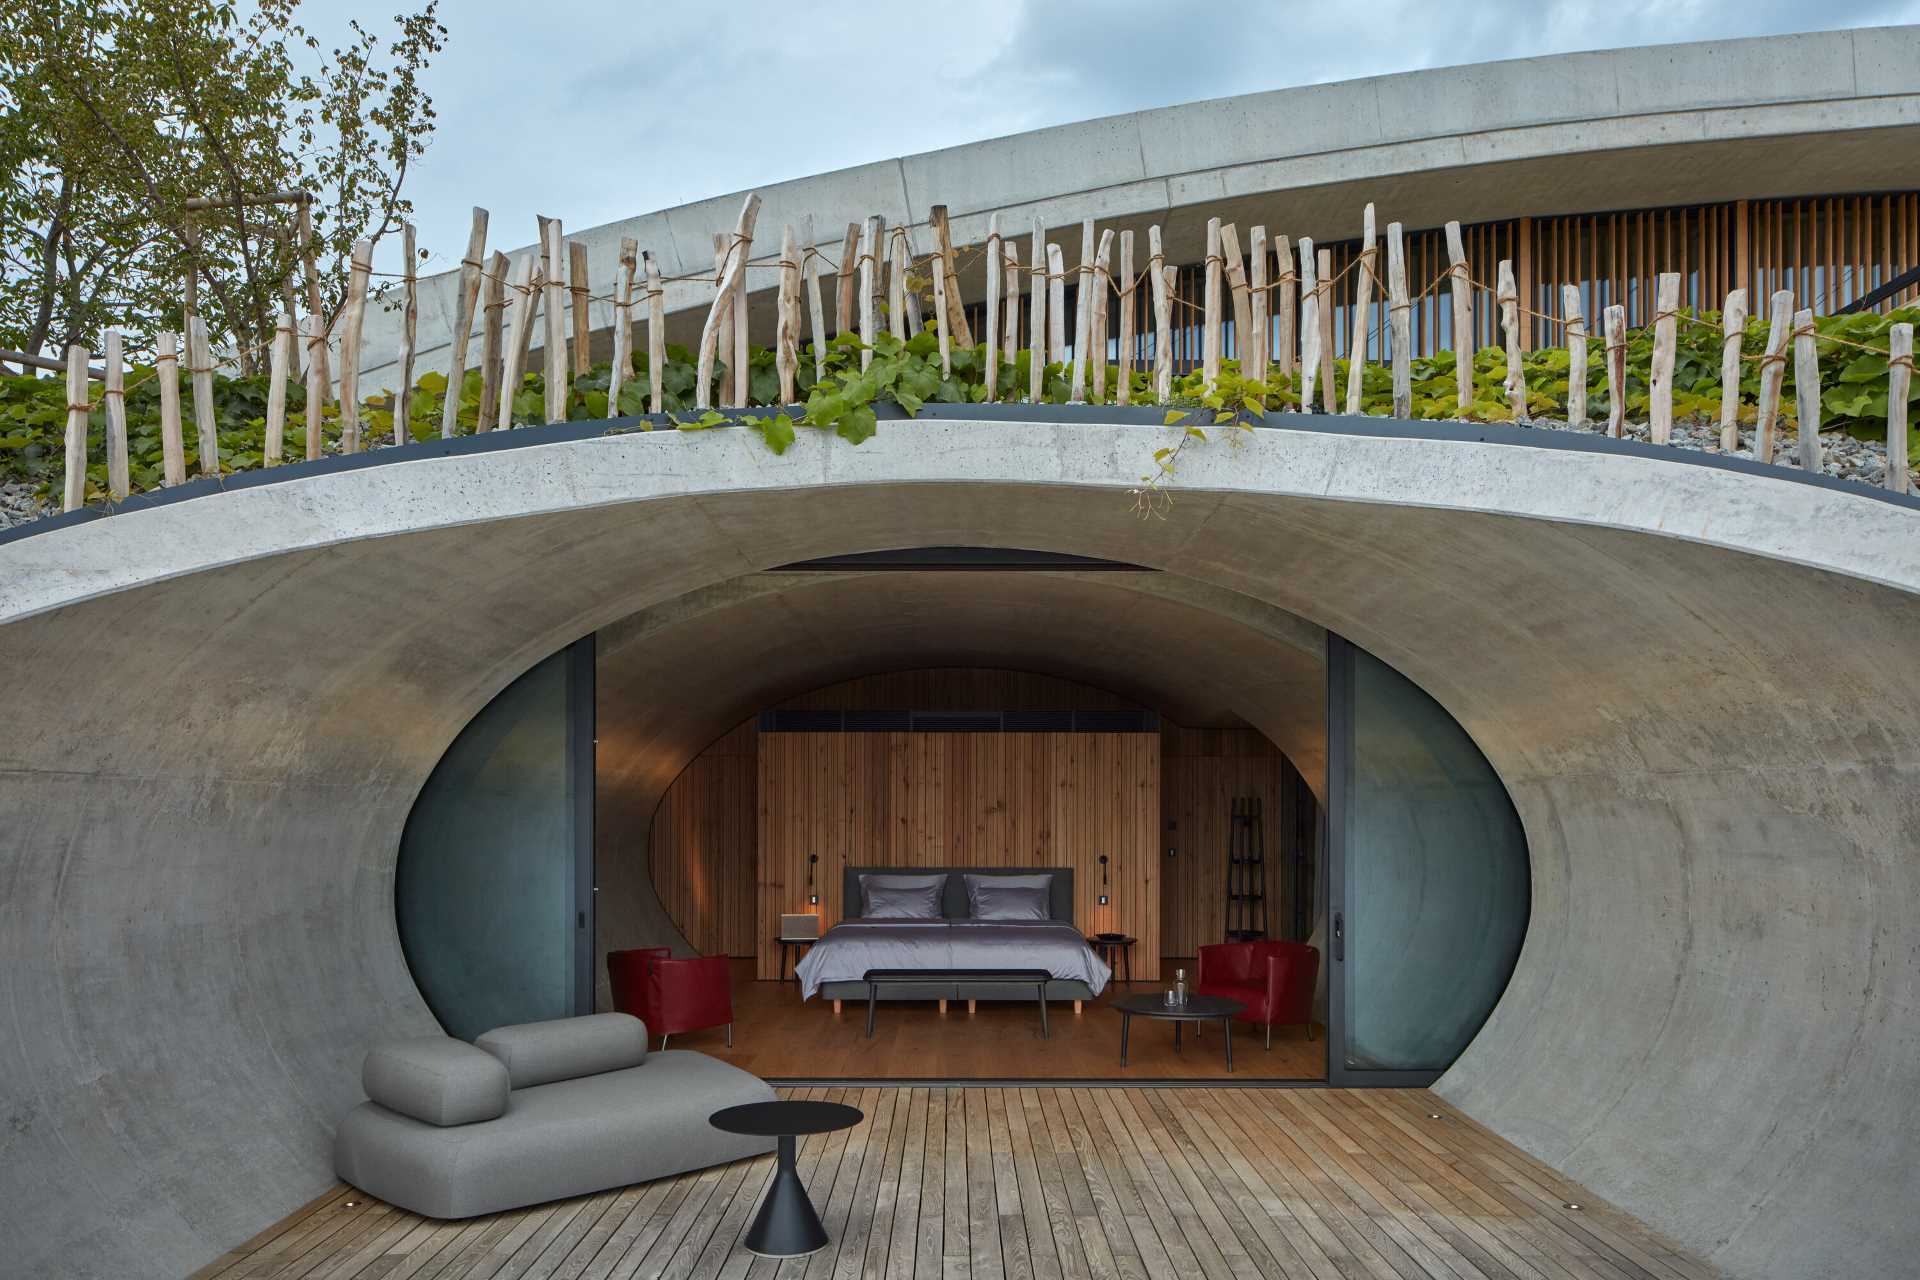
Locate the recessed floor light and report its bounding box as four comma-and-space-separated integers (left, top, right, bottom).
1564, 1202, 1583, 1211
1427, 1112, 1442, 1119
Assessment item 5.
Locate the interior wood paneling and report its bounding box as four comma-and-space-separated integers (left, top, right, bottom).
645, 721, 757, 957
756, 731, 1161, 981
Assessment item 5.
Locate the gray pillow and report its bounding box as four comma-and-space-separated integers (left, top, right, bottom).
475, 1013, 648, 1088
963, 872, 1053, 918
862, 882, 944, 918
362, 1036, 509, 1127
859, 872, 947, 916
971, 883, 1053, 921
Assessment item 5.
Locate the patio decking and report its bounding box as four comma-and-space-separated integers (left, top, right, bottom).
195, 1087, 1715, 1280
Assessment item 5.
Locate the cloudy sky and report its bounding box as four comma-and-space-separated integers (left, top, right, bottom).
330, 0, 1919, 276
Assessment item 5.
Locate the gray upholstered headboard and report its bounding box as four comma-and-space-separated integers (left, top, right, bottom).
843, 866, 1076, 924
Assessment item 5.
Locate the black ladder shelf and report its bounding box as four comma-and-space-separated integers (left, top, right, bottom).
1224, 795, 1267, 942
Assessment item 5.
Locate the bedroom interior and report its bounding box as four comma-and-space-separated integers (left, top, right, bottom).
393, 561, 1527, 1087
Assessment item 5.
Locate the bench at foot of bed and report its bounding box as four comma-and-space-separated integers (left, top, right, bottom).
862, 968, 1054, 1038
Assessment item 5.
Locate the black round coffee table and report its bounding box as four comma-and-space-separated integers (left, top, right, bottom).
710, 1100, 864, 1258
1110, 992, 1246, 1071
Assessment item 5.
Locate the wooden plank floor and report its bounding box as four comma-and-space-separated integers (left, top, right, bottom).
694, 960, 1326, 1080
195, 1088, 1719, 1280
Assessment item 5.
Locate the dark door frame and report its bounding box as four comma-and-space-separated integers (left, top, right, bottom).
567, 633, 597, 1015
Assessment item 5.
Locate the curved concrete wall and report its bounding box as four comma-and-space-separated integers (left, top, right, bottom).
354, 25, 1920, 383
3, 418, 1918, 1277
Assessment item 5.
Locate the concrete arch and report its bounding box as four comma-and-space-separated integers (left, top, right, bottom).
2, 416, 1918, 1277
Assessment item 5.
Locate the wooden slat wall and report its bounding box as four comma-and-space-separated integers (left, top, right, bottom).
1160, 727, 1290, 959
756, 731, 1161, 981
646, 721, 757, 958
971, 190, 1920, 377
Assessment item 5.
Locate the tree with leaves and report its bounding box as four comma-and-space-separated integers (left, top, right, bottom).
0, 0, 443, 371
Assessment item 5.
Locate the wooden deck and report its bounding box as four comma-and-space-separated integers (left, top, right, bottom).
195, 1087, 1716, 1280
686, 960, 1326, 1081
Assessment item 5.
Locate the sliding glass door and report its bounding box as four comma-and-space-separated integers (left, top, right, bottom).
396, 637, 596, 1041
1325, 635, 1529, 1086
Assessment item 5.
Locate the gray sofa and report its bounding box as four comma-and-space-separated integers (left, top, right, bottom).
334, 1012, 775, 1218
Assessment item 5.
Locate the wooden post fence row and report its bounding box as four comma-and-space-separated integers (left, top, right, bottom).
37, 194, 1920, 511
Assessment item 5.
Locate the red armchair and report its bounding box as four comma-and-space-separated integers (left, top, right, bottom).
607, 947, 734, 1049
1195, 941, 1319, 1049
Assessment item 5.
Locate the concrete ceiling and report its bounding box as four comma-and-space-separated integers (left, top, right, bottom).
592, 569, 1330, 846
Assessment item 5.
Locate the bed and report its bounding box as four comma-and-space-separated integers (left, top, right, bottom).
795, 866, 1112, 1008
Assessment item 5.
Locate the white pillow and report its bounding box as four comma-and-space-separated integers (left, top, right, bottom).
963, 872, 1054, 918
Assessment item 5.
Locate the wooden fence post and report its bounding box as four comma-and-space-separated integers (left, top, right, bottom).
930, 230, 952, 378
1070, 219, 1095, 402
1793, 308, 1822, 473
1604, 304, 1627, 437
1149, 225, 1172, 403
697, 195, 763, 407
1887, 322, 1912, 494
1387, 222, 1410, 418
859, 216, 879, 372
544, 221, 570, 422
1090, 228, 1114, 402
1248, 226, 1269, 386
63, 345, 90, 511
477, 251, 508, 431
1717, 289, 1748, 451
1273, 234, 1296, 383
394, 223, 418, 443
985, 214, 1002, 402
569, 241, 592, 379
1002, 236, 1021, 371
836, 222, 860, 338
801, 215, 828, 383
1047, 243, 1067, 363
188, 315, 220, 470
1118, 229, 1136, 405
733, 225, 753, 409
1298, 238, 1319, 413
1496, 258, 1524, 421
1754, 290, 1793, 463
1316, 247, 1335, 413
930, 205, 971, 346
1563, 284, 1587, 428
103, 328, 129, 496
708, 236, 733, 406
609, 238, 637, 417
297, 200, 330, 393
158, 331, 186, 482
644, 251, 665, 414
1346, 203, 1377, 415
301, 316, 324, 461
1649, 272, 1681, 444
889, 225, 911, 343
1219, 222, 1253, 369
337, 239, 372, 452
499, 254, 538, 431
1202, 217, 1223, 393
1445, 221, 1471, 413
1029, 219, 1048, 400
777, 223, 801, 399
264, 314, 290, 466
440, 208, 489, 439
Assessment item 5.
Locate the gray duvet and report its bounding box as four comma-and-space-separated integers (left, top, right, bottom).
794, 919, 1112, 1000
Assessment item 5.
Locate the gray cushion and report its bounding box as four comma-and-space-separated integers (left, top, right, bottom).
859, 872, 946, 916
361, 1036, 509, 1127
863, 883, 943, 918
334, 1050, 776, 1219
971, 883, 1052, 921
475, 1013, 647, 1088
963, 872, 1053, 917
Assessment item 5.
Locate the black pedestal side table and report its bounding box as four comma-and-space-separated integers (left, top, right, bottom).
710, 1100, 864, 1258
